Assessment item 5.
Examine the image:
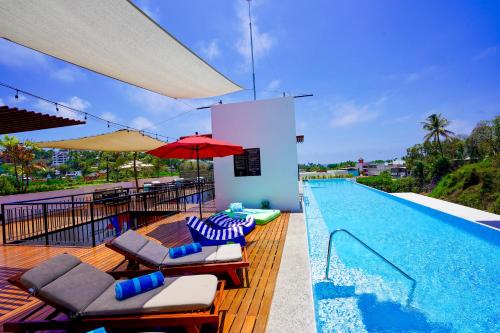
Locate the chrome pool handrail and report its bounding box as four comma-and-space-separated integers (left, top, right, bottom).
325, 229, 416, 285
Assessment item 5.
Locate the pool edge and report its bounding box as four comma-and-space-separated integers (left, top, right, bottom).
267, 212, 317, 333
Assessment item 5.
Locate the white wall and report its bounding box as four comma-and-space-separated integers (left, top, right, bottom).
211, 97, 300, 212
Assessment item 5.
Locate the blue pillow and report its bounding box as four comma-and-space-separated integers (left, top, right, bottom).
169, 242, 202, 258
115, 271, 164, 300
229, 202, 244, 212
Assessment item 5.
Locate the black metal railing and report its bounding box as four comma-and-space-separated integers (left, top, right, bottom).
1, 180, 214, 247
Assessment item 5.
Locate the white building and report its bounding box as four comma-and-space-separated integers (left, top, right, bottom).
52, 149, 69, 166
211, 97, 301, 212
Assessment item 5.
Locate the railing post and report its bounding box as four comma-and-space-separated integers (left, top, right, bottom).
175, 186, 180, 212
71, 195, 76, 228
43, 204, 49, 246
1, 204, 6, 244
183, 186, 187, 212
143, 192, 148, 211
90, 201, 96, 247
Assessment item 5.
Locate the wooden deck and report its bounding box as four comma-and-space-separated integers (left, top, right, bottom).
0, 210, 289, 332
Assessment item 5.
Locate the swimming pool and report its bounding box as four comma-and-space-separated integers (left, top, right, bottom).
303, 179, 499, 333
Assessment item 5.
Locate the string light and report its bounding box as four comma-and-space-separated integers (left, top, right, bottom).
0, 81, 178, 141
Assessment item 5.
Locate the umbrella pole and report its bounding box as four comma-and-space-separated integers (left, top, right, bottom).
133, 152, 139, 189
196, 147, 203, 219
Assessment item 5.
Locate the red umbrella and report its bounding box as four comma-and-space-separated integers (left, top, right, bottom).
147, 133, 244, 217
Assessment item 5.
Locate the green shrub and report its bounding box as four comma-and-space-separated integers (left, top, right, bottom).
0, 176, 15, 195
430, 158, 499, 213
463, 168, 480, 189
432, 157, 451, 180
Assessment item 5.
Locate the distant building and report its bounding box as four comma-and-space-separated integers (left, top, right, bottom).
65, 170, 82, 178
52, 149, 69, 166
358, 158, 407, 178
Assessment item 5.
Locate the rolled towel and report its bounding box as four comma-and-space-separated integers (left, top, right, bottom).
169, 242, 202, 258
115, 271, 164, 300
229, 202, 244, 212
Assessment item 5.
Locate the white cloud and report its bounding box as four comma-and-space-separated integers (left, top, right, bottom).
50, 66, 84, 82
128, 89, 190, 115
449, 119, 474, 135
100, 112, 119, 123
0, 39, 86, 84
34, 96, 90, 120
266, 79, 281, 91
390, 115, 412, 123
0, 39, 50, 69
405, 66, 437, 84
199, 39, 221, 60
135, 0, 160, 21
0, 98, 4, 106
7, 94, 28, 104
473, 46, 498, 62
330, 97, 385, 128
130, 116, 156, 130
235, 1, 274, 65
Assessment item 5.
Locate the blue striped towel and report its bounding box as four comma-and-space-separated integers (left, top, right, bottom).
169, 242, 202, 258
115, 271, 164, 300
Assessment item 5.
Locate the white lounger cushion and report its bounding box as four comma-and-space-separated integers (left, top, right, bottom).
162, 246, 218, 266
111, 230, 243, 267
162, 244, 242, 266
213, 244, 243, 262
82, 275, 218, 316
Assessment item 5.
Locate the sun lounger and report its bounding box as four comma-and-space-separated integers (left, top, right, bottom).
4, 253, 224, 333
186, 216, 247, 246
208, 213, 256, 235
106, 230, 249, 286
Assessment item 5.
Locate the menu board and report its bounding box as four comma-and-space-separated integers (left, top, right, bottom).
234, 148, 261, 177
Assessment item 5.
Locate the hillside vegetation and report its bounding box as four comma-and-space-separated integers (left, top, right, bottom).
430, 157, 499, 214
357, 114, 499, 214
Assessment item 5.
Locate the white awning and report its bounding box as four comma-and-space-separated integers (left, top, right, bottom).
0, 0, 241, 98
36, 130, 166, 152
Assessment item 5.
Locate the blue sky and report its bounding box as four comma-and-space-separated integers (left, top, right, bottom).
1, 0, 499, 163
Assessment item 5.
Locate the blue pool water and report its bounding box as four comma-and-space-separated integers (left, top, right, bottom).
303, 179, 499, 333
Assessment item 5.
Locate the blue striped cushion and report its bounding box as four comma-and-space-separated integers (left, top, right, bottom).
115, 271, 164, 300
186, 216, 244, 240
169, 243, 202, 258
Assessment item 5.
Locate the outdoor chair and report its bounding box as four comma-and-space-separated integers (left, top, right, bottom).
207, 213, 256, 235
4, 253, 224, 333
106, 230, 249, 286
186, 216, 247, 247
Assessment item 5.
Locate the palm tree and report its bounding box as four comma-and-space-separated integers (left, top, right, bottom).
422, 114, 454, 157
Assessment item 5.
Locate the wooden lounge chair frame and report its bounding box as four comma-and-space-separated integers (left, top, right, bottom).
4, 272, 225, 333
106, 240, 250, 287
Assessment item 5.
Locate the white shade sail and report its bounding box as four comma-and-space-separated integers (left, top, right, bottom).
36, 130, 166, 152
0, 0, 242, 98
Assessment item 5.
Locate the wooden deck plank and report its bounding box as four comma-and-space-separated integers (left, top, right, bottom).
225, 213, 285, 332
0, 210, 290, 333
